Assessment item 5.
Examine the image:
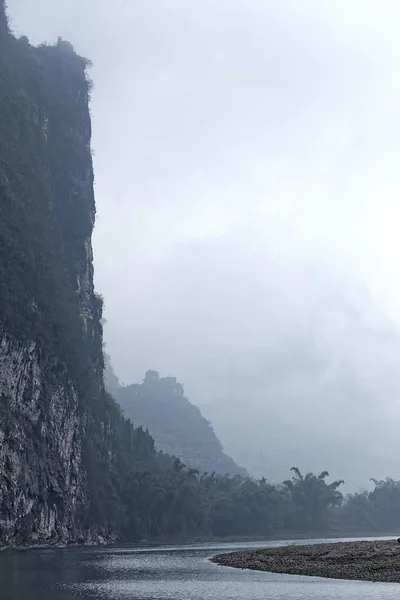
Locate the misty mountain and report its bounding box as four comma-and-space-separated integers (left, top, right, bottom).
104, 231, 400, 492
108, 365, 248, 477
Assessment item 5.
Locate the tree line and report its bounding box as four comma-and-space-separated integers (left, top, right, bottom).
85, 398, 400, 542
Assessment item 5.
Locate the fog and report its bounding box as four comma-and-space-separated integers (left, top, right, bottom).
8, 0, 400, 489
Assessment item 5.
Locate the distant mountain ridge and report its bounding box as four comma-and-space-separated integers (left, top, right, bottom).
107, 363, 247, 476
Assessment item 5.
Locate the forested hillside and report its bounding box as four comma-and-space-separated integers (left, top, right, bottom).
111, 368, 247, 476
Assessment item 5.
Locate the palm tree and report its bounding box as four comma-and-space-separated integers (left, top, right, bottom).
283, 467, 344, 530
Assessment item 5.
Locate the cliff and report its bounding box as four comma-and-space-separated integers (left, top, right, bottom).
0, 4, 139, 545
0, 4, 258, 546
112, 369, 248, 476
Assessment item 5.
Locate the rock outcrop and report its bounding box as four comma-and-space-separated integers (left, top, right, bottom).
0, 333, 86, 545
0, 3, 115, 546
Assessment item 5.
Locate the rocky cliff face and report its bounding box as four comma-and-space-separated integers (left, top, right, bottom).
0, 4, 110, 546
0, 333, 86, 545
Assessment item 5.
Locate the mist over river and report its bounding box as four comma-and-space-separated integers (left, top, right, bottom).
1, 538, 399, 600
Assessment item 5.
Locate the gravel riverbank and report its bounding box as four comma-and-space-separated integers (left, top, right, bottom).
212, 539, 400, 582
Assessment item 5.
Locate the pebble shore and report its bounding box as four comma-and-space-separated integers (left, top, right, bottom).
212, 539, 400, 582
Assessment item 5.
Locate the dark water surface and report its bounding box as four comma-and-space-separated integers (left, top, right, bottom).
1, 538, 399, 599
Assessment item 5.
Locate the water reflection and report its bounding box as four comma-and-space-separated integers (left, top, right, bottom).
1, 539, 399, 600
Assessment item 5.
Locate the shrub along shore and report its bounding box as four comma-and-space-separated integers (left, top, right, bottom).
212, 539, 400, 583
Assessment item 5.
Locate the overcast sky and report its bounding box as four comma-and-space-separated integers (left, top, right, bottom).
7, 0, 400, 485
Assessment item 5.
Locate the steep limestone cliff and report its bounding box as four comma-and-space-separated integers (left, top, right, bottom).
0, 334, 86, 544
0, 3, 113, 545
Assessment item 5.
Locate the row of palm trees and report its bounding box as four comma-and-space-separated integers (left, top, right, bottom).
85, 395, 399, 541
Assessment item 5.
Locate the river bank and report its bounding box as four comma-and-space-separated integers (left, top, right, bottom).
1, 531, 396, 553
213, 539, 400, 582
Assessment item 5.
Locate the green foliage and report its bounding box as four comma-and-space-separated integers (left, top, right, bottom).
80, 441, 350, 540
282, 467, 344, 531
338, 478, 400, 533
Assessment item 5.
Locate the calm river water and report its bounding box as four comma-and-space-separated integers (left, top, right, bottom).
1, 538, 399, 600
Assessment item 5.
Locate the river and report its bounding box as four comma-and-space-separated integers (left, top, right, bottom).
1, 538, 399, 599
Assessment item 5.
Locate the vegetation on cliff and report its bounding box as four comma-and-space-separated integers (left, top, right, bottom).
0, 24, 93, 370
